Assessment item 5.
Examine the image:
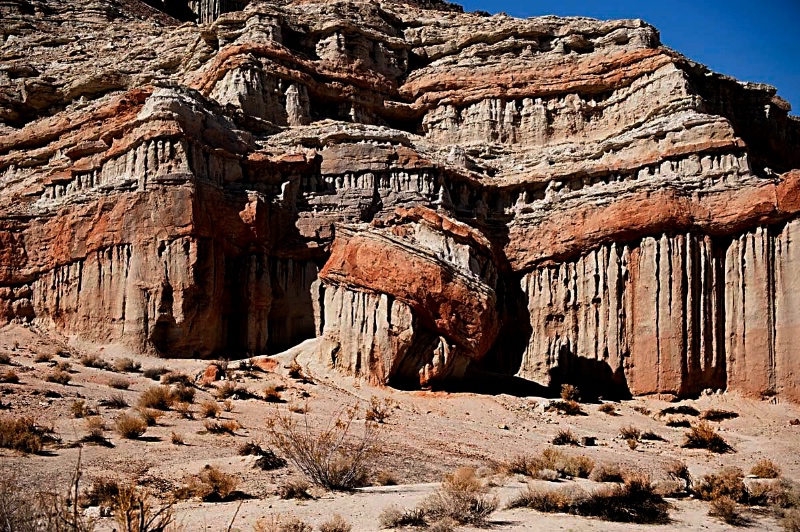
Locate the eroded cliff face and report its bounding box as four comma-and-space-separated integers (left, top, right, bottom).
1, 0, 799, 397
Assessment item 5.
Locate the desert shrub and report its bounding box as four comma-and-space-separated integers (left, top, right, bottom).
560, 384, 581, 402
55, 361, 72, 372
590, 463, 625, 483
239, 441, 266, 456
632, 405, 651, 415
161, 372, 192, 386
34, 353, 53, 363
748, 478, 800, 509
627, 439, 638, 450
709, 496, 744, 525
578, 474, 669, 524
174, 401, 193, 419
142, 366, 168, 380
561, 455, 595, 478
100, 393, 129, 409
80, 354, 111, 370
683, 422, 733, 453
45, 370, 71, 385
107, 376, 130, 390
0, 416, 57, 453
552, 428, 579, 446
71, 399, 90, 418
188, 465, 238, 502
137, 386, 174, 410
619, 426, 641, 441
199, 400, 221, 418
215, 381, 253, 400
278, 480, 312, 500
83, 476, 121, 507
171, 383, 195, 403
693, 467, 746, 502
0, 370, 19, 383
701, 409, 739, 422
666, 418, 691, 428
365, 396, 394, 423
171, 432, 185, 445
373, 471, 398, 486
263, 385, 283, 403
114, 413, 147, 439
319, 514, 352, 532
422, 467, 498, 526
113, 483, 174, 532
660, 405, 700, 417
751, 459, 782, 479
546, 400, 585, 416
222, 399, 234, 412
254, 514, 313, 532
507, 449, 594, 479
641, 430, 666, 441
288, 403, 307, 414
268, 405, 379, 490
136, 408, 164, 427
379, 506, 427, 529
598, 403, 617, 415
113, 358, 141, 373
667, 461, 692, 487
783, 510, 800, 532
507, 485, 576, 511
0, 353, 10, 364
506, 454, 535, 476
204, 419, 240, 435
288, 361, 304, 379
81, 416, 111, 446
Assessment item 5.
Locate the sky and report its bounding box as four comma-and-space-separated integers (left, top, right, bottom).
457, 0, 800, 115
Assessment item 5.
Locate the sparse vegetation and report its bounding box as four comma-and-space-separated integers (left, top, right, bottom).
71, 399, 90, 418
107, 376, 131, 390
80, 353, 111, 370
365, 396, 394, 423
0, 370, 18, 383
598, 403, 617, 415
142, 366, 168, 380
161, 371, 192, 386
560, 384, 581, 402
546, 400, 585, 416
174, 401, 193, 419
0, 353, 10, 364
782, 510, 800, 532
319, 514, 352, 532
379, 506, 427, 529
683, 422, 733, 453
422, 467, 498, 526
504, 448, 594, 479
264, 385, 283, 403
589, 463, 625, 483
45, 369, 71, 385
171, 432, 185, 445
171, 383, 195, 403
204, 419, 240, 435
199, 400, 221, 418
751, 459, 781, 479
101, 393, 129, 409
113, 483, 175, 532
114, 413, 147, 439
137, 385, 174, 410
0, 415, 57, 453
373, 471, 399, 486
254, 514, 313, 532
268, 405, 379, 490
709, 496, 744, 525
641, 430, 666, 441
508, 473, 669, 524
34, 352, 53, 363
81, 416, 112, 447
694, 467, 746, 502
136, 408, 164, 427
666, 418, 691, 428
113, 357, 141, 373
278, 479, 312, 500
552, 428, 579, 446
660, 405, 700, 417
620, 426, 641, 441
288, 361, 304, 379
187, 465, 238, 502
701, 409, 739, 422
632, 405, 651, 415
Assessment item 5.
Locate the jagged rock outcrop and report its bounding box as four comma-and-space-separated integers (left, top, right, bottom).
1, 0, 799, 397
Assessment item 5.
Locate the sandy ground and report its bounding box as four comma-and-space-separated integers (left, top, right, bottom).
2, 322, 799, 531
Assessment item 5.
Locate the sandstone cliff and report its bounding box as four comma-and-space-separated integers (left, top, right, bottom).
1, 0, 799, 399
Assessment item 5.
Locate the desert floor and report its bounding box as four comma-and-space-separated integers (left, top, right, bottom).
2, 322, 798, 531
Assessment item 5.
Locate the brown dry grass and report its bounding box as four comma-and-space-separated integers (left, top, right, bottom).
114, 413, 147, 439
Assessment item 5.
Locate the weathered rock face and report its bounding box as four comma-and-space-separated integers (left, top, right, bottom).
1, 0, 799, 398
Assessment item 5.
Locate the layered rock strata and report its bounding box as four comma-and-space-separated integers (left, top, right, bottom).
1, 0, 799, 397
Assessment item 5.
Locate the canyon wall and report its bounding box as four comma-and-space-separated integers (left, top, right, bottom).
1, 0, 799, 398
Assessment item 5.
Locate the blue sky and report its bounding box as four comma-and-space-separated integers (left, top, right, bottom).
458, 0, 800, 115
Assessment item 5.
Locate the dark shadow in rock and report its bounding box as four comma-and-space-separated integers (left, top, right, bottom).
438, 369, 554, 398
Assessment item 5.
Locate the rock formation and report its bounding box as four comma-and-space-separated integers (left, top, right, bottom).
1, 0, 799, 399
